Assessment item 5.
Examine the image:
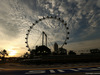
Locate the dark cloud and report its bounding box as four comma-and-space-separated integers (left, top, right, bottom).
0, 0, 100, 51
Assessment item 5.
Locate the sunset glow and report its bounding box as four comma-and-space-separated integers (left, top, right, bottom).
8, 49, 17, 57
0, 0, 100, 57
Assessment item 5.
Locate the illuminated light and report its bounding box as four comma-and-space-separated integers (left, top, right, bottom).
67, 32, 70, 34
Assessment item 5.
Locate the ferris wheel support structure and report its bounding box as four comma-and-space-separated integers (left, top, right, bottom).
42, 31, 47, 46
25, 16, 70, 51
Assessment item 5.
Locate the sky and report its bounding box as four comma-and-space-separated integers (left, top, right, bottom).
0, 0, 100, 57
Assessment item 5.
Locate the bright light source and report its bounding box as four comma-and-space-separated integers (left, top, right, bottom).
8, 49, 17, 57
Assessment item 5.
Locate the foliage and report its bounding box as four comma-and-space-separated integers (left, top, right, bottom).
0, 49, 8, 57
23, 52, 29, 58
68, 50, 76, 55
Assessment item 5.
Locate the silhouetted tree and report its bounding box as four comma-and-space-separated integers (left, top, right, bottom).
68, 51, 76, 55
23, 52, 29, 58
90, 48, 100, 54
0, 49, 8, 57
0, 49, 8, 62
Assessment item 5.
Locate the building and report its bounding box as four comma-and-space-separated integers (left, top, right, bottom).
58, 48, 67, 55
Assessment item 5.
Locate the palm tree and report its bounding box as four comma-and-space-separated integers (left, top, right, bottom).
1, 49, 8, 57
0, 49, 8, 62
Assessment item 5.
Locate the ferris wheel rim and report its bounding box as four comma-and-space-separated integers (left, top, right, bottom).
25, 16, 69, 51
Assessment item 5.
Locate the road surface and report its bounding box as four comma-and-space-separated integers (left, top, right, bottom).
0, 67, 100, 75
0, 62, 100, 75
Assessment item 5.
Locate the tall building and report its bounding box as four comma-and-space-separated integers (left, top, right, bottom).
54, 42, 58, 53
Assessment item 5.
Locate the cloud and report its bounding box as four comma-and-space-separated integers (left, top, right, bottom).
0, 0, 100, 56
28, 18, 67, 49
66, 39, 100, 50
96, 0, 100, 8
0, 0, 34, 52
0, 1, 20, 40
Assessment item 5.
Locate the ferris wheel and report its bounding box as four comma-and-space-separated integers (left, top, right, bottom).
25, 16, 69, 51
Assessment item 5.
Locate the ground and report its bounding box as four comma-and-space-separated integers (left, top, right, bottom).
0, 62, 100, 70
0, 62, 100, 75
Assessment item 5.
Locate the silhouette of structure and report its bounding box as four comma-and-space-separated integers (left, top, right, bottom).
25, 16, 70, 61
53, 43, 67, 55
35, 45, 51, 56
42, 31, 47, 46
34, 31, 51, 56
23, 52, 29, 59
90, 48, 100, 54
25, 16, 69, 52
59, 48, 67, 55
68, 50, 76, 55
30, 49, 35, 58
54, 42, 59, 54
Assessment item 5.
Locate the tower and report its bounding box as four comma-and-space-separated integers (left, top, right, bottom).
54, 42, 58, 53
42, 31, 47, 46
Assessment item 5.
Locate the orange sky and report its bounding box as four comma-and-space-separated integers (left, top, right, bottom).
0, 0, 100, 57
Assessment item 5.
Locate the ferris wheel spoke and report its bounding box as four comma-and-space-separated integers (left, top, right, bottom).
25, 16, 69, 51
